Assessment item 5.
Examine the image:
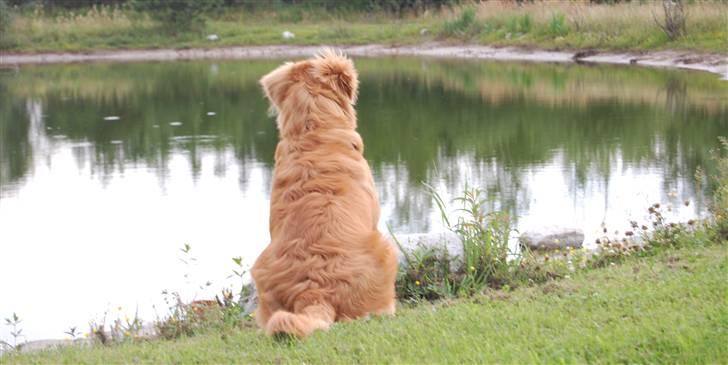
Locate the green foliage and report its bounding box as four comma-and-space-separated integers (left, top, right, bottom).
441, 6, 478, 37
505, 14, 532, 34
130, 0, 222, 32
547, 12, 569, 37
1, 2, 726, 52
0, 0, 13, 35
396, 186, 518, 301
709, 137, 728, 241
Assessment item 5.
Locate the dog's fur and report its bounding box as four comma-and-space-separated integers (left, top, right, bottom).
251, 50, 398, 337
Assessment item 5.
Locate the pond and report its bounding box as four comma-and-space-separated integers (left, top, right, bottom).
1, 57, 727, 342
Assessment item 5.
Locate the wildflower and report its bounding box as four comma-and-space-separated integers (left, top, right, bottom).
415, 280, 421, 286
469, 266, 476, 272
124, 331, 130, 337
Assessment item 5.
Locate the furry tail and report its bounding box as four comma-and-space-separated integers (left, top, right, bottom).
265, 302, 335, 337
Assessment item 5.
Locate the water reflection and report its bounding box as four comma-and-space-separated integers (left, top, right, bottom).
0, 58, 727, 341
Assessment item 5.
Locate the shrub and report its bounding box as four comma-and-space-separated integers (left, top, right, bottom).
130, 0, 222, 32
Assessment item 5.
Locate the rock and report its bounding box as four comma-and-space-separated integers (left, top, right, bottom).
519, 226, 584, 250
239, 283, 257, 315
282, 31, 295, 40
389, 231, 462, 262
16, 339, 92, 354
206, 34, 219, 41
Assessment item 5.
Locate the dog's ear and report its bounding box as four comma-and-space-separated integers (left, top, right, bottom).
312, 49, 359, 105
260, 62, 295, 113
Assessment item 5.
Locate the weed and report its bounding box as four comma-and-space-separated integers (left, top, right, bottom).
396, 185, 517, 302
64, 327, 80, 340
1, 313, 23, 352
154, 245, 253, 340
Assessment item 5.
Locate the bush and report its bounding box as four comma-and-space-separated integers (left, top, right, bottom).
130, 0, 222, 32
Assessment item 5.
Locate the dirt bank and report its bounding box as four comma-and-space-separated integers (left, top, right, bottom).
1, 43, 726, 78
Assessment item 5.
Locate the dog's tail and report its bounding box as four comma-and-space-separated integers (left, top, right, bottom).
265, 301, 335, 337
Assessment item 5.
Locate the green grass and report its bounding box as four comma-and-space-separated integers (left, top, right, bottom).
1, 2, 726, 53
4, 243, 726, 364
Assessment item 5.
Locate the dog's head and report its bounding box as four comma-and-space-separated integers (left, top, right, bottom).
260, 49, 359, 133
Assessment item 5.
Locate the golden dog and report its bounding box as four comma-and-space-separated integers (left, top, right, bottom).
251, 50, 398, 337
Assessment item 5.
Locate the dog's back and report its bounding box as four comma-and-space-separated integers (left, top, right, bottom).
251, 50, 398, 337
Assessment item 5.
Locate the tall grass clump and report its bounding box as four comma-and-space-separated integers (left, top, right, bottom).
505, 14, 532, 35
547, 12, 569, 37
441, 7, 478, 37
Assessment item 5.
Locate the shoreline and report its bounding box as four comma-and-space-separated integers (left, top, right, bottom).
1, 43, 727, 79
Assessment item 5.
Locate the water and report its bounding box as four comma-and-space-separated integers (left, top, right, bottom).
1, 58, 727, 342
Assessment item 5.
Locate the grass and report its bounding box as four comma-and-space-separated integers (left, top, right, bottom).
3, 243, 726, 364
1, 1, 726, 53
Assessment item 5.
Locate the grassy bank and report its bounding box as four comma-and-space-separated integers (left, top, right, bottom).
0, 1, 726, 53
3, 243, 726, 364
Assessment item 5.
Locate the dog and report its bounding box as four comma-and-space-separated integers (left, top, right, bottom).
251, 49, 398, 337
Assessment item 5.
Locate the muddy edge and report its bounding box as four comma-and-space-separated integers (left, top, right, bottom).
1, 43, 727, 78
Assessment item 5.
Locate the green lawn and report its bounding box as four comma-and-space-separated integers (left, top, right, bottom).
1, 2, 726, 53
4, 243, 726, 364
